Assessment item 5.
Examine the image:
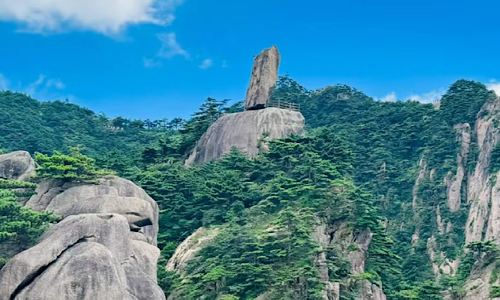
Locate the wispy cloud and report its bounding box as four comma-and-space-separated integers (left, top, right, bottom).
408, 89, 446, 103
144, 32, 190, 68
378, 89, 445, 103
0, 73, 71, 101
46, 78, 65, 89
222, 60, 229, 68
157, 32, 190, 59
199, 58, 213, 70
487, 79, 500, 97
0, 0, 184, 35
379, 92, 396, 102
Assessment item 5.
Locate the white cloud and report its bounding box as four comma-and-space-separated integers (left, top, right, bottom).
379, 92, 396, 102
0, 0, 184, 35
487, 79, 500, 97
144, 32, 190, 67
409, 89, 445, 103
378, 89, 445, 103
157, 32, 190, 59
199, 58, 213, 70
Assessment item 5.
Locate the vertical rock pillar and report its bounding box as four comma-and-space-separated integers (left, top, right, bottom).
244, 46, 281, 110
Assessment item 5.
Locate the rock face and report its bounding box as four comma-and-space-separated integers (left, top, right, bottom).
186, 107, 305, 165
244, 46, 281, 110
445, 123, 471, 213
26, 176, 159, 245
312, 221, 387, 300
166, 227, 219, 274
0, 176, 165, 300
0, 151, 36, 181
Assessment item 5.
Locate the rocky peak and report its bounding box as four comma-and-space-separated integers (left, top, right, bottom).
186, 47, 304, 166
244, 46, 281, 110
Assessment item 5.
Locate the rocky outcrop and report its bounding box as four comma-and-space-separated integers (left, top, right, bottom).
166, 227, 219, 274
0, 176, 165, 300
445, 123, 471, 213
0, 151, 36, 181
186, 107, 305, 165
464, 262, 500, 300
466, 98, 500, 244
186, 46, 302, 165
26, 176, 159, 245
244, 46, 281, 110
427, 235, 458, 278
312, 221, 386, 300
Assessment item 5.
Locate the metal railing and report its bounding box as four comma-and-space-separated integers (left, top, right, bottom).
266, 100, 301, 112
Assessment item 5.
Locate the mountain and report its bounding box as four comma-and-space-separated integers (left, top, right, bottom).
1, 55, 500, 299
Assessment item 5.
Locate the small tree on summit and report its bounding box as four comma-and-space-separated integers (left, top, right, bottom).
34, 146, 114, 183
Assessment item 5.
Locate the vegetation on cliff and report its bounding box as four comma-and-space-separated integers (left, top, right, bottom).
0, 77, 497, 299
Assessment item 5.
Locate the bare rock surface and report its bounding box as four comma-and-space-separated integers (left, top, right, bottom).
166, 227, 219, 274
312, 221, 386, 300
244, 46, 281, 110
0, 151, 36, 181
0, 174, 165, 300
445, 123, 471, 212
26, 176, 159, 245
186, 107, 305, 165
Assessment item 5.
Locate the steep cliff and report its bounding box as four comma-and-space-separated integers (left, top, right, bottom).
166, 220, 387, 300
186, 107, 305, 165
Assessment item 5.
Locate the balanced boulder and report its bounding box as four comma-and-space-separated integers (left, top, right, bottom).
244, 46, 281, 110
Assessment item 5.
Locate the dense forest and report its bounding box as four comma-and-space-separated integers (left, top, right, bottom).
1, 78, 499, 299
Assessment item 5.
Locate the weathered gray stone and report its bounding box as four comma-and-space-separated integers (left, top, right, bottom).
1, 173, 165, 300
186, 107, 305, 165
0, 151, 36, 181
312, 221, 386, 300
0, 214, 133, 300
244, 46, 281, 110
166, 227, 219, 274
445, 123, 471, 213
15, 242, 136, 300
123, 259, 165, 300
0, 213, 165, 300
47, 195, 155, 232
356, 280, 387, 300
131, 240, 161, 281
26, 176, 159, 246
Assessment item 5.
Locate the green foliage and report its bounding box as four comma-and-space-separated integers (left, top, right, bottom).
4, 76, 498, 299
0, 181, 59, 268
395, 281, 442, 300
440, 80, 496, 126
0, 179, 37, 189
466, 240, 500, 260
175, 207, 323, 300
490, 285, 500, 298
179, 97, 229, 155
0, 91, 164, 156
34, 146, 114, 183
490, 143, 500, 175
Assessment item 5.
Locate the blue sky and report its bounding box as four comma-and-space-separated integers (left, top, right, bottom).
0, 0, 499, 120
